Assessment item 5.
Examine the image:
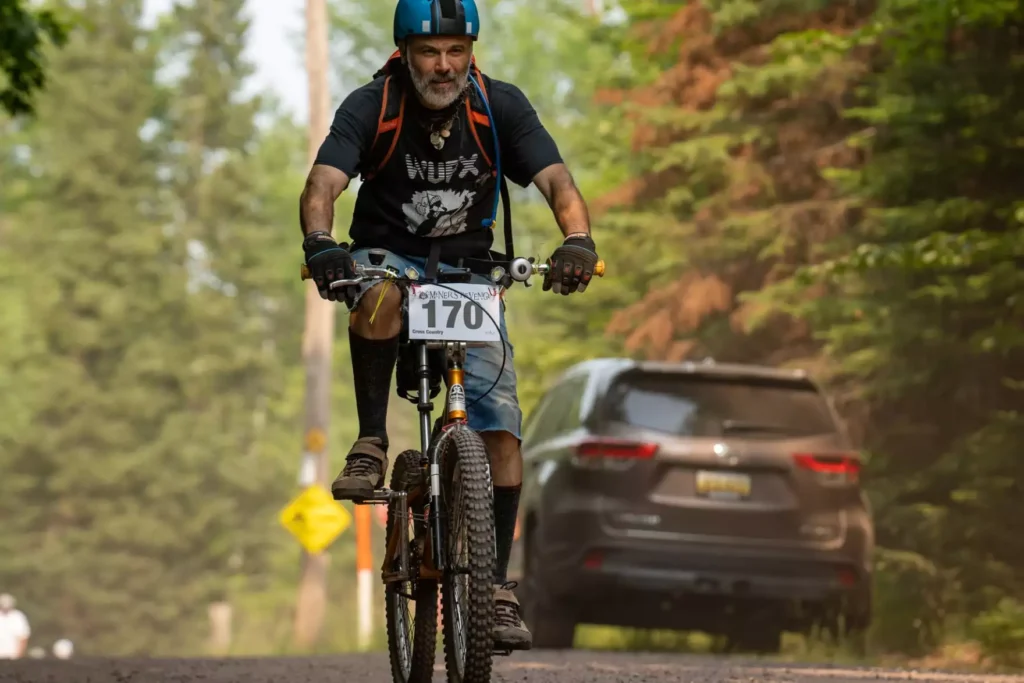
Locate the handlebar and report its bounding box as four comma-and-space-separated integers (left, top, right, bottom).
299, 257, 606, 288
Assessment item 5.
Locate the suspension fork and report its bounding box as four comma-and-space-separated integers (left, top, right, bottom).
421, 342, 470, 572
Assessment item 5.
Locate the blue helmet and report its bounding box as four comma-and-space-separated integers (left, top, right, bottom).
393, 0, 480, 45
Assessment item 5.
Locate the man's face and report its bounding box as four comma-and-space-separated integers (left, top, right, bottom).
403, 36, 473, 110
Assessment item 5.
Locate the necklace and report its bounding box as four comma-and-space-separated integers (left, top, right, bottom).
429, 114, 456, 150
422, 85, 468, 151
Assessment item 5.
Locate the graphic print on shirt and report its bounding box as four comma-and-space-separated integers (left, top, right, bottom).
401, 153, 489, 238
403, 189, 475, 237
405, 153, 481, 183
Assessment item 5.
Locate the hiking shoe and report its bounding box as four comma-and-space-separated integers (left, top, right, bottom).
493, 582, 532, 650
331, 436, 388, 501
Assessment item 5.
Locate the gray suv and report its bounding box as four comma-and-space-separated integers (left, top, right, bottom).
507, 358, 874, 652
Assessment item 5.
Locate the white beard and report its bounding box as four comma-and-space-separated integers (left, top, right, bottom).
408, 64, 469, 109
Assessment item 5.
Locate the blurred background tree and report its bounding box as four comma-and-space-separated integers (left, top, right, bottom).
0, 0, 73, 116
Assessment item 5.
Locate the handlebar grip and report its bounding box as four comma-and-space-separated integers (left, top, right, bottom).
300, 264, 311, 280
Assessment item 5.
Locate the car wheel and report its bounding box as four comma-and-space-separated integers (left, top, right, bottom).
834, 608, 870, 657
817, 588, 871, 655
521, 531, 576, 650
722, 613, 783, 655
525, 596, 576, 649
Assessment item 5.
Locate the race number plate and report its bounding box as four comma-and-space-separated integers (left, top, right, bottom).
407, 283, 502, 342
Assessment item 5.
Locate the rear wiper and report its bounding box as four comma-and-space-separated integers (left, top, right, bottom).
721, 419, 793, 434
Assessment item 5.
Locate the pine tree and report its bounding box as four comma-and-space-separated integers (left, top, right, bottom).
153, 0, 308, 643
0, 0, 211, 654
754, 0, 1024, 616
0, 0, 310, 655
591, 0, 874, 371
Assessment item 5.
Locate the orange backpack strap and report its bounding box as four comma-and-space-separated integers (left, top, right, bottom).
363, 50, 406, 181
464, 62, 496, 175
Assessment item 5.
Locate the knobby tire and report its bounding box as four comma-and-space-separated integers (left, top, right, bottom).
440, 424, 496, 683
385, 449, 438, 683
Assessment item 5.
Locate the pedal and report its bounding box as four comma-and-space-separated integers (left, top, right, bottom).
352, 488, 398, 505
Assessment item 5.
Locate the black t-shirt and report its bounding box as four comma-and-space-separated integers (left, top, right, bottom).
314, 72, 563, 260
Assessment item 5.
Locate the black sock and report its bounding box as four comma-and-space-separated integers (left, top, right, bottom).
493, 484, 521, 585
349, 328, 399, 452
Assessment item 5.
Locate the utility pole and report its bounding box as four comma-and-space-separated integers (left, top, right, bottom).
294, 0, 333, 650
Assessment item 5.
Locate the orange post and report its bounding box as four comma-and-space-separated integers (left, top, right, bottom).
355, 505, 373, 571
355, 504, 373, 648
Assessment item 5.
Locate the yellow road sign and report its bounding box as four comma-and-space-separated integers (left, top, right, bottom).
279, 484, 352, 554
304, 428, 327, 454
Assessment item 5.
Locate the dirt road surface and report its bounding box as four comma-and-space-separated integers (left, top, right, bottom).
3, 651, 1023, 683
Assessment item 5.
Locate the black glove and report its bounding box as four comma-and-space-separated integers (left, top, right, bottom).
303, 231, 356, 302
543, 233, 599, 295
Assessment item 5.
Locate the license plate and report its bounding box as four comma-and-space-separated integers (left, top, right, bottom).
407, 283, 503, 342
696, 470, 751, 500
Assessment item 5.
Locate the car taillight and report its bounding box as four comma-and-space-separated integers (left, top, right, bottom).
572, 438, 658, 469
793, 452, 861, 485
575, 438, 658, 459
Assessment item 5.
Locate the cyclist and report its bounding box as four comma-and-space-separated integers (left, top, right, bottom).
298, 0, 599, 651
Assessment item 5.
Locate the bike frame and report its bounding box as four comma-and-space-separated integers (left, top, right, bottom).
369, 296, 478, 589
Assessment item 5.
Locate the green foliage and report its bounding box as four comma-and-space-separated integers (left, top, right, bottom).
969, 597, 1024, 669
706, 0, 832, 32
870, 548, 952, 656
0, 0, 72, 116
576, 624, 711, 652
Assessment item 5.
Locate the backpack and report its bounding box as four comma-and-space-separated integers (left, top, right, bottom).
362, 50, 516, 268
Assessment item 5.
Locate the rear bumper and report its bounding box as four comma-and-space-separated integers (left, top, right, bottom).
577, 547, 859, 600
514, 503, 872, 631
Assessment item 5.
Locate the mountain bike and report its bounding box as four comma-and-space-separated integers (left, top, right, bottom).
301, 251, 604, 683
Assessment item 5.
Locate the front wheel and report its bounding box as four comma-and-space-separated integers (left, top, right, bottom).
439, 424, 497, 683
385, 449, 438, 683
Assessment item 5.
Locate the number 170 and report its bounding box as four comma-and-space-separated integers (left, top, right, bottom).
424, 299, 484, 330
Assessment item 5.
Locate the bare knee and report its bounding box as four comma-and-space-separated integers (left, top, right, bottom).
481, 430, 521, 486
352, 281, 402, 338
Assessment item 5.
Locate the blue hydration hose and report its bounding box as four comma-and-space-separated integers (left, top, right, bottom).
468, 73, 501, 228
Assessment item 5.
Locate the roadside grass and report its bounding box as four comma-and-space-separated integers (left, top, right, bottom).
572, 624, 1018, 675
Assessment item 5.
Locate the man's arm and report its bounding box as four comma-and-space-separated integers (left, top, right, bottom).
532, 163, 591, 239
299, 165, 351, 237
298, 81, 380, 238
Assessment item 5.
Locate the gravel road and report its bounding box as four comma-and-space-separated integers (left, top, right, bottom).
3, 651, 1023, 683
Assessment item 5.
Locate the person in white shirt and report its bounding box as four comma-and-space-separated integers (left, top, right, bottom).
0, 593, 31, 660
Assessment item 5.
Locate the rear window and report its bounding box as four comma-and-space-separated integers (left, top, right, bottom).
601, 372, 838, 438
